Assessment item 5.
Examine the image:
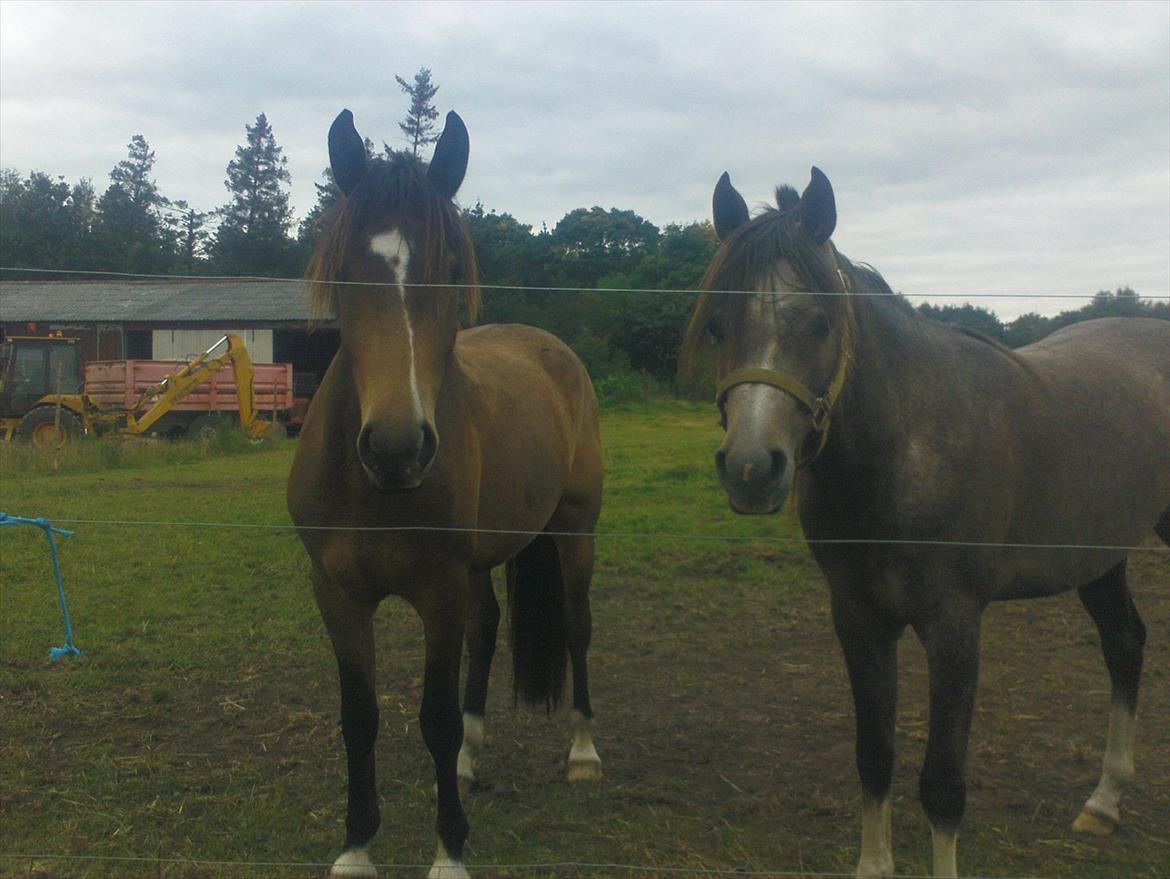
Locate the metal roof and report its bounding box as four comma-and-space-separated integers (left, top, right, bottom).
0, 280, 314, 323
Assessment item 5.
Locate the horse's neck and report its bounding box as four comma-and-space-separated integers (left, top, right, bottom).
817, 295, 936, 473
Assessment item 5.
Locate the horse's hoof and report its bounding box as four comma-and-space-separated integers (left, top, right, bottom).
329, 848, 377, 878
567, 758, 603, 783
1072, 808, 1118, 836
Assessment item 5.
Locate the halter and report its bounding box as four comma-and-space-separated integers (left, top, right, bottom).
714, 264, 856, 469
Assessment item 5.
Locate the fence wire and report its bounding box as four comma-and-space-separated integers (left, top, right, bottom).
0, 853, 1047, 879
2, 264, 1168, 301
14, 516, 1167, 554
2, 254, 1165, 879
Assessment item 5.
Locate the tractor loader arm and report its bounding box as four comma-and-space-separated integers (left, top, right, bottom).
122, 333, 274, 437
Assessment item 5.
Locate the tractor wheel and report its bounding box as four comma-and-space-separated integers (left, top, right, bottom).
17, 407, 84, 449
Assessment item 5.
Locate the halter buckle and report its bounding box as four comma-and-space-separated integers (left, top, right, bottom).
809, 397, 831, 432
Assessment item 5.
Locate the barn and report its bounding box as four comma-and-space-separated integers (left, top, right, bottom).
0, 280, 338, 399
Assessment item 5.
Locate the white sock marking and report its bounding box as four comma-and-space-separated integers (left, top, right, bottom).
856, 794, 893, 877
1085, 701, 1136, 824
369, 230, 423, 421
569, 709, 600, 764
458, 712, 485, 782
330, 847, 377, 878
930, 826, 958, 879
428, 841, 470, 879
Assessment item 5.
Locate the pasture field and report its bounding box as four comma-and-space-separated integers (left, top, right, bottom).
1, 401, 1167, 879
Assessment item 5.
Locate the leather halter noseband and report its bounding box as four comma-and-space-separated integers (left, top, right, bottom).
714, 266, 855, 469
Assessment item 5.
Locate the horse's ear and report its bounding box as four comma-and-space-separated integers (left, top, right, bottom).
798, 166, 836, 244
328, 109, 368, 196
713, 172, 750, 240
428, 111, 469, 200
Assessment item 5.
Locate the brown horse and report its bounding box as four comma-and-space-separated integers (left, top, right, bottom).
681, 168, 1170, 877
288, 110, 603, 879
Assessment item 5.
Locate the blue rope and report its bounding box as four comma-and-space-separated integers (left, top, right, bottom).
0, 511, 82, 660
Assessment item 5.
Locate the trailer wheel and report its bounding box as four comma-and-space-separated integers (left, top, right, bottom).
259, 421, 287, 444
185, 413, 223, 441
18, 407, 84, 449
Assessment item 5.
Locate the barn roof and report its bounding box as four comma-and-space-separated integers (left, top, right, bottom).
0, 280, 314, 323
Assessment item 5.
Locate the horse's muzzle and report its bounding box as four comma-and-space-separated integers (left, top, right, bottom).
357, 420, 438, 492
714, 442, 789, 514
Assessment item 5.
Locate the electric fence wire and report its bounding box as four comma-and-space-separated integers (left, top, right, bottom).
2, 250, 1166, 879
25, 516, 1170, 553
2, 264, 1168, 301
0, 852, 1057, 878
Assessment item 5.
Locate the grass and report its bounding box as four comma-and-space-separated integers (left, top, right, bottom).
1, 401, 1166, 879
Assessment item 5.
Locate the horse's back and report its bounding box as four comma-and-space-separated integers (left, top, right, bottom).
1020, 317, 1170, 388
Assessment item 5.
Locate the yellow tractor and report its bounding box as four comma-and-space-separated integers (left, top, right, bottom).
0, 333, 287, 448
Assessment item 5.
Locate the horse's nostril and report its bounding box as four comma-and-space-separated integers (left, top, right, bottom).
714, 447, 728, 476
770, 449, 787, 480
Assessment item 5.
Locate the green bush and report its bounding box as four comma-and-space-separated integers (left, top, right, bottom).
595, 371, 647, 407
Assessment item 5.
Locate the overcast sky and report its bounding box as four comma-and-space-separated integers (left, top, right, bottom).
1, 0, 1167, 318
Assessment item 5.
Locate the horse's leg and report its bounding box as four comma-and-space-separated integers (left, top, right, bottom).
315, 572, 381, 879
1072, 560, 1145, 836
832, 590, 901, 879
914, 600, 982, 879
417, 577, 471, 879
459, 571, 498, 794
554, 532, 602, 782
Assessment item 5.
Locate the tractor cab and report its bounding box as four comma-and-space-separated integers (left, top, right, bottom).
0, 336, 85, 444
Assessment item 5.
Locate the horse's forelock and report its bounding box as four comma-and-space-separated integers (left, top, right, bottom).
776, 185, 800, 211
305, 156, 480, 325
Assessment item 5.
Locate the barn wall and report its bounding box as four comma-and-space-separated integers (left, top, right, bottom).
151, 329, 274, 362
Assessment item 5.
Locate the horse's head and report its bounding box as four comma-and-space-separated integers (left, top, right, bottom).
308, 109, 479, 492
682, 168, 854, 514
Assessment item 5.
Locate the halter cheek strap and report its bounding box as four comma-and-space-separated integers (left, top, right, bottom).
714, 265, 855, 469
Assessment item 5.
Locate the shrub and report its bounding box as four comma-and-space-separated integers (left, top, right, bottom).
595, 371, 646, 407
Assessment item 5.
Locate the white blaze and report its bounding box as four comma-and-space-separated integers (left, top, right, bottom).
369, 230, 423, 421
730, 293, 784, 422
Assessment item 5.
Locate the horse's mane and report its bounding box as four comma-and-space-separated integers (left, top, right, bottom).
305, 152, 480, 324
678, 182, 1036, 381
680, 186, 896, 378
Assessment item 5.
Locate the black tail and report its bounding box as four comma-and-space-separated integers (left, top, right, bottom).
507, 532, 567, 712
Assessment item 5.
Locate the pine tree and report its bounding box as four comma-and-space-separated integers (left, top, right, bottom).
395, 67, 440, 157
94, 135, 171, 274
212, 112, 294, 276
166, 200, 212, 273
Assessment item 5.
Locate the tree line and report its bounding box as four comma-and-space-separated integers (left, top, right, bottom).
2, 67, 1164, 393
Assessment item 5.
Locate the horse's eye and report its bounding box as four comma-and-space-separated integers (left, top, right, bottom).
707, 317, 724, 342
810, 313, 830, 340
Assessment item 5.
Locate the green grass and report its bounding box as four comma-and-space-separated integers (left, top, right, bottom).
1, 401, 1166, 879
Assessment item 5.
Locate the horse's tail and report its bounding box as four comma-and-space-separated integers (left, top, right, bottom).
507, 532, 567, 712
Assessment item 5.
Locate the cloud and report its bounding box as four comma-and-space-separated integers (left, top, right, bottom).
1, 0, 1166, 318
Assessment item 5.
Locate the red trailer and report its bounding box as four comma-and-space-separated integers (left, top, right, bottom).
83, 356, 296, 438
